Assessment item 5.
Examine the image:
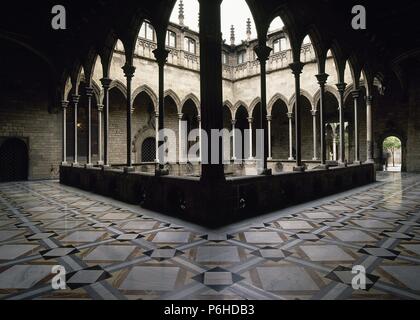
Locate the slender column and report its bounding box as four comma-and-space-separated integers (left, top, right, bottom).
289, 62, 304, 170
336, 82, 347, 164
100, 78, 112, 166
267, 116, 272, 160
287, 112, 294, 160
333, 133, 338, 161
311, 109, 318, 160
231, 119, 237, 160
61, 100, 69, 164
316, 73, 329, 165
254, 44, 272, 174
366, 95, 374, 163
122, 64, 136, 170
72, 94, 80, 165
155, 112, 159, 162
248, 117, 253, 160
153, 47, 170, 174
97, 104, 104, 165
352, 90, 361, 163
198, 0, 225, 182
198, 114, 202, 162
85, 87, 93, 166
178, 113, 184, 163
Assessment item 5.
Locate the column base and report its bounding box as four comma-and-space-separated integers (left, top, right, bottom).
72, 162, 80, 167
312, 157, 319, 161
293, 166, 306, 172
288, 157, 295, 161
155, 168, 169, 177
101, 165, 111, 171
365, 159, 375, 164
338, 161, 348, 168
353, 160, 362, 165
123, 166, 135, 173
259, 168, 272, 176
317, 164, 330, 170
97, 161, 104, 166
267, 157, 273, 161
84, 164, 93, 169
61, 161, 68, 166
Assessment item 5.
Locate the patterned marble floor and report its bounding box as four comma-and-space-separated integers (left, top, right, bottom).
1, 172, 420, 300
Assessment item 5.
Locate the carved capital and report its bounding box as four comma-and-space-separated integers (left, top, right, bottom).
315, 73, 329, 86
247, 117, 253, 123
287, 112, 293, 119
266, 115, 272, 122
336, 82, 347, 94
178, 113, 184, 120
311, 110, 318, 117
85, 87, 94, 97
71, 94, 80, 105
100, 77, 112, 89
97, 104, 104, 112
254, 44, 272, 62
289, 62, 304, 76
351, 89, 361, 99
231, 119, 237, 126
122, 64, 136, 79
61, 100, 69, 109
153, 48, 170, 66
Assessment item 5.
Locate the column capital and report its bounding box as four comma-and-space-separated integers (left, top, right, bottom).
71, 94, 80, 104
153, 48, 170, 66
97, 104, 104, 112
254, 44, 272, 62
61, 100, 69, 109
197, 114, 201, 121
85, 87, 94, 97
266, 115, 272, 121
315, 73, 329, 85
311, 109, 318, 117
287, 112, 293, 119
231, 119, 237, 126
100, 77, 112, 88
122, 64, 136, 79
289, 62, 304, 76
366, 95, 373, 104
336, 82, 347, 94
247, 117, 253, 123
155, 112, 160, 118
351, 89, 361, 99
178, 113, 184, 120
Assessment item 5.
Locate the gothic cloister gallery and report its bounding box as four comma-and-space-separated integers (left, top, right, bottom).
1, 0, 420, 301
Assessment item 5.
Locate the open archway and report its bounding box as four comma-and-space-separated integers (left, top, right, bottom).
0, 138, 29, 182
382, 136, 403, 172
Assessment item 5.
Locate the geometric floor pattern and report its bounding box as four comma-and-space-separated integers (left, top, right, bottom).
1, 172, 420, 300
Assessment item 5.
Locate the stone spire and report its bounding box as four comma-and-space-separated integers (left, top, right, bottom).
230, 25, 236, 46
178, 0, 184, 26
246, 18, 252, 41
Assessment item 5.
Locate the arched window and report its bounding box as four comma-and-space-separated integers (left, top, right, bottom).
222, 51, 229, 64
237, 50, 246, 64
184, 37, 196, 54
141, 138, 156, 163
166, 30, 177, 48
273, 37, 287, 53
139, 22, 155, 41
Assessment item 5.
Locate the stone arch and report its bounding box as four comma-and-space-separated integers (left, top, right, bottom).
133, 85, 157, 110
181, 93, 200, 115
249, 97, 262, 115
288, 89, 314, 112
233, 101, 249, 119
268, 93, 289, 116
110, 80, 127, 98
223, 100, 235, 119
313, 85, 340, 108
164, 89, 181, 111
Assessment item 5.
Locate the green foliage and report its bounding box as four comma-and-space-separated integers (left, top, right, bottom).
383, 136, 401, 151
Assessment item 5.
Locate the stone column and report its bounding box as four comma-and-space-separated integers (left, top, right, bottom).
61, 100, 69, 165
352, 90, 361, 163
289, 62, 304, 170
153, 47, 170, 175
336, 82, 347, 165
85, 87, 93, 166
198, 114, 202, 162
97, 104, 104, 165
198, 0, 225, 182
122, 64, 136, 170
366, 95, 374, 163
311, 109, 318, 160
100, 77, 112, 167
248, 117, 253, 160
155, 112, 159, 162
333, 132, 338, 161
254, 44, 272, 174
231, 119, 237, 160
178, 113, 184, 163
316, 73, 329, 166
287, 112, 294, 160
267, 115, 272, 160
72, 94, 80, 165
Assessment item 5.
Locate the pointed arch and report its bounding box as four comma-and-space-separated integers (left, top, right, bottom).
313, 85, 340, 108
268, 93, 289, 116
181, 93, 201, 115
249, 97, 261, 115
233, 101, 250, 119
133, 85, 158, 110
164, 89, 181, 111
223, 100, 235, 119
110, 80, 127, 98
289, 89, 314, 112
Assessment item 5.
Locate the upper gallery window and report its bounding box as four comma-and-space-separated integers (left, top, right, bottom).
237, 50, 246, 64
166, 30, 177, 48
222, 52, 229, 64
184, 37, 196, 54
273, 37, 287, 53
140, 22, 155, 41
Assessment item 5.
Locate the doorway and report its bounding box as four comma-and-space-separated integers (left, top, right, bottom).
0, 138, 29, 182
382, 136, 402, 172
